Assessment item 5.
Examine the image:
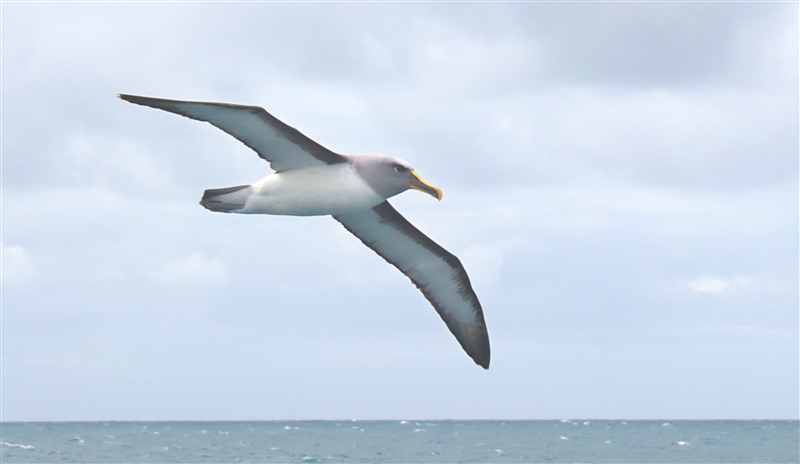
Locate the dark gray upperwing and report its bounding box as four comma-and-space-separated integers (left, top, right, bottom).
334, 202, 490, 369
119, 94, 346, 172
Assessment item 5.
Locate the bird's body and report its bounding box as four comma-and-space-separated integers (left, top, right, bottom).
230, 162, 384, 216
120, 94, 491, 369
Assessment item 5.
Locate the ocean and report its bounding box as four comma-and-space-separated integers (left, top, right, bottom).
1, 420, 797, 463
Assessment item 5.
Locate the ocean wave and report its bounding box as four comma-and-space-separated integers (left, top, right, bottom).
1, 442, 35, 450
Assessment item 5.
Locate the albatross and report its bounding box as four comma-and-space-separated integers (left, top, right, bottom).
119, 94, 490, 369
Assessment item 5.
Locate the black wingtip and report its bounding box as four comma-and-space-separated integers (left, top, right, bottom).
472, 337, 490, 369
465, 328, 490, 369
118, 94, 145, 105
465, 337, 490, 369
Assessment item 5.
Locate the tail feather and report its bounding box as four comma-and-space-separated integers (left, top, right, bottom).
200, 185, 252, 212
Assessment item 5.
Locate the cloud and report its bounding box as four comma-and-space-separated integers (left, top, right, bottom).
156, 253, 228, 287
62, 132, 173, 191
686, 276, 731, 294
1, 243, 36, 286
1, 2, 796, 421
684, 274, 769, 295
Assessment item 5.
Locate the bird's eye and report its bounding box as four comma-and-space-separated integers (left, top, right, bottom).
394, 165, 408, 173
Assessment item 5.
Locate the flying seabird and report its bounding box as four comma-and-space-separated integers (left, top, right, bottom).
119, 94, 490, 369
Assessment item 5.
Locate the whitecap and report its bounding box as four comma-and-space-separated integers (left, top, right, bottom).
1, 442, 35, 450
219, 431, 229, 435
68, 437, 84, 444
414, 429, 425, 432
399, 421, 408, 424
560, 436, 568, 440
494, 449, 503, 454
677, 441, 691, 446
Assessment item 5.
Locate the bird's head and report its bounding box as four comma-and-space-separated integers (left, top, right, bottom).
350, 155, 442, 201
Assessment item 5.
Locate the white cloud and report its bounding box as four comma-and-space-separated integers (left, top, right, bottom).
156, 253, 228, 287
684, 274, 769, 295
686, 276, 731, 294
1, 243, 36, 286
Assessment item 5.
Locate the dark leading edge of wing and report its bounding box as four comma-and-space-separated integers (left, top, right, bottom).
334, 202, 491, 369
118, 94, 347, 172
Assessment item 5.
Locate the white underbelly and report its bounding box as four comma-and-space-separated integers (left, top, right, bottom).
240, 164, 384, 216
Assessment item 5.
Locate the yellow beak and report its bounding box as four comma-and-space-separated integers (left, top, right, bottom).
408, 170, 443, 201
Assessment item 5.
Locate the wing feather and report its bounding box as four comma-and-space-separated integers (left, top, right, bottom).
334, 202, 490, 369
119, 94, 346, 172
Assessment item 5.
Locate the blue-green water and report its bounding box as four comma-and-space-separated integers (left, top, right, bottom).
2, 420, 797, 463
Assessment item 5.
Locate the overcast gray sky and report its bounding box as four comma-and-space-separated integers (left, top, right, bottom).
2, 2, 797, 421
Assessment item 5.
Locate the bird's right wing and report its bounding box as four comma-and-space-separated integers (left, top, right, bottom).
119, 94, 346, 172
334, 201, 490, 369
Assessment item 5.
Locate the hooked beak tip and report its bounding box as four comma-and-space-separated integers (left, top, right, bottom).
409, 170, 443, 201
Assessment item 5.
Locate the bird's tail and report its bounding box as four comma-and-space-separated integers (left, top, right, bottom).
200, 185, 253, 212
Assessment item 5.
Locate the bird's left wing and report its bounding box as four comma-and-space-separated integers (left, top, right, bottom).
334, 201, 490, 369
119, 94, 346, 172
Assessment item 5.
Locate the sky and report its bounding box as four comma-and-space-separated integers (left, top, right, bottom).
1, 2, 797, 421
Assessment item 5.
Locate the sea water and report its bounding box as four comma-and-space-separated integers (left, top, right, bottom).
2, 420, 797, 463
